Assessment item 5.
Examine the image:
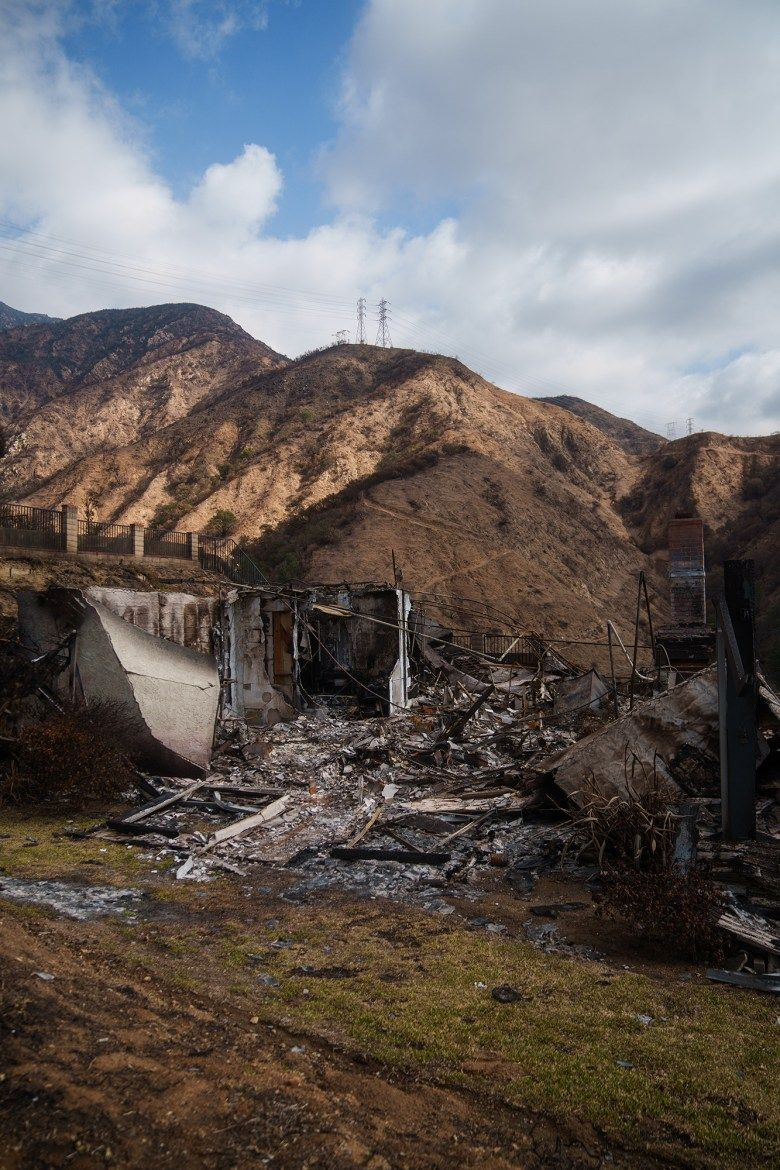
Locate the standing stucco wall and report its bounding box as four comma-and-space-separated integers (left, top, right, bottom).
85, 588, 217, 656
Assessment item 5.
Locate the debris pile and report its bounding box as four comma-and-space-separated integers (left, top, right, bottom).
5, 571, 779, 986
99, 667, 585, 912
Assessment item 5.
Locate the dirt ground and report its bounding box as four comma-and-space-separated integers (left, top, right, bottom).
1, 809, 778, 1170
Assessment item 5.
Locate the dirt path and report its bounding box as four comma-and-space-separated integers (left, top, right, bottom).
1, 809, 777, 1170
362, 495, 484, 540
419, 547, 516, 593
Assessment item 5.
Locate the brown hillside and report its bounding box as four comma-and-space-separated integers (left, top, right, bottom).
11, 341, 668, 654
0, 303, 285, 497
538, 395, 663, 456
1, 305, 776, 673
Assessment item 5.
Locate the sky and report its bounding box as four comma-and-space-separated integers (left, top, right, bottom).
2, 1, 780, 436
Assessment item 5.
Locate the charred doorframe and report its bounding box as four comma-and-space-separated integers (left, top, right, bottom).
297, 586, 411, 713
220, 589, 298, 725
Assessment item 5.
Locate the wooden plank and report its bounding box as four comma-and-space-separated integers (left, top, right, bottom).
718, 910, 780, 956
347, 806, 383, 847
201, 794, 290, 851
441, 684, 495, 742
184, 797, 265, 816
706, 969, 780, 993
402, 793, 538, 815
121, 781, 203, 825
439, 809, 495, 845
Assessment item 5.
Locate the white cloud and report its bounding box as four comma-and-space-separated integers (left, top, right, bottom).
189, 145, 282, 234
165, 1, 270, 61
1, 1, 780, 435
322, 0, 780, 433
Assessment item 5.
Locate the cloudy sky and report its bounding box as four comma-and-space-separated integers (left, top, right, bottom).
2, 1, 780, 435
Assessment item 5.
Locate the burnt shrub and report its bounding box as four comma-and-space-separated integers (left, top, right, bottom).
569, 765, 727, 961
597, 862, 727, 962
149, 501, 184, 531
569, 767, 680, 871
2, 701, 137, 808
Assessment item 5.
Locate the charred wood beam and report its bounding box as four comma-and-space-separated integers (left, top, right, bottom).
330, 847, 451, 864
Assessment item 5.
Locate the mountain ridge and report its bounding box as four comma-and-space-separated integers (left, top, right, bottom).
0, 302, 286, 496
537, 394, 663, 455
0, 302, 776, 674
0, 300, 60, 332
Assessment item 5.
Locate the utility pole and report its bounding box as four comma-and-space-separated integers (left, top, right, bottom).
375, 299, 391, 348
356, 297, 367, 344
716, 560, 757, 840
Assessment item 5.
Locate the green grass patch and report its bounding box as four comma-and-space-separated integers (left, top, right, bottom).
246, 909, 779, 1168
0, 810, 145, 884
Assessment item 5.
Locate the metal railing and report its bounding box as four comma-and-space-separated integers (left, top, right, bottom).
0, 503, 63, 550
77, 520, 134, 555
1, 502, 267, 588
144, 528, 189, 559
198, 537, 269, 588
450, 630, 543, 664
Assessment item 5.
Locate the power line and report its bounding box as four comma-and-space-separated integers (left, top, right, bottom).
0, 218, 356, 310
0, 218, 678, 431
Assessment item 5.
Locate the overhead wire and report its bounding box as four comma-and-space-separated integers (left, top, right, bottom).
0, 216, 668, 427
0, 239, 354, 323
0, 218, 357, 309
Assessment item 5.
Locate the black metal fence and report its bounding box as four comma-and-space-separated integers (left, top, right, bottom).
77, 520, 134, 555
1, 502, 270, 587
144, 528, 189, 559
0, 503, 63, 551
198, 537, 269, 588
450, 630, 543, 664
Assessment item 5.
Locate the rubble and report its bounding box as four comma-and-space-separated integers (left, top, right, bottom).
93, 659, 582, 916
541, 669, 720, 803
5, 569, 779, 981
0, 876, 141, 919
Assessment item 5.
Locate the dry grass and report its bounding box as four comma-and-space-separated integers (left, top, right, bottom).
0, 807, 777, 1167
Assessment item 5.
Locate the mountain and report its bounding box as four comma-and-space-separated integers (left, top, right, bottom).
0, 303, 777, 675
0, 303, 286, 494
538, 395, 663, 455
0, 324, 669, 649
0, 301, 60, 332
621, 430, 780, 676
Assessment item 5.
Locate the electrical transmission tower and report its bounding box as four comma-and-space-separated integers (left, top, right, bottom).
334, 329, 349, 345
356, 297, 367, 344
686, 417, 694, 436
375, 299, 392, 347
666, 421, 678, 441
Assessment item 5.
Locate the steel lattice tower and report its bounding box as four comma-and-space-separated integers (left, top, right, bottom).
375, 299, 391, 347
356, 297, 367, 344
